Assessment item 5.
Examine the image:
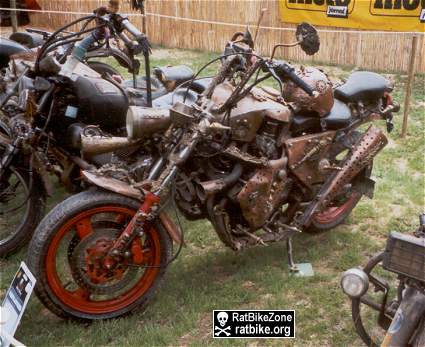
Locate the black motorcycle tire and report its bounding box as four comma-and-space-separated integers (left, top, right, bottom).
27, 189, 172, 321
351, 252, 385, 347
0, 168, 45, 257
0, 118, 46, 257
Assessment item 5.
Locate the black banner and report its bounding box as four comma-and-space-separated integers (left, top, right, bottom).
213, 310, 295, 339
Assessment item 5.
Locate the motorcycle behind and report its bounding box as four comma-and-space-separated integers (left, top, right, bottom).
0, 6, 205, 256
341, 214, 425, 347
27, 23, 400, 320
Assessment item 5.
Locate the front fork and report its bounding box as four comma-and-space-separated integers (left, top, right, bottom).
0, 137, 21, 179
381, 287, 425, 347
103, 130, 200, 267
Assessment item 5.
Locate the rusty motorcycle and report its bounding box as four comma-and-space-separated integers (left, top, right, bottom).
27, 23, 400, 320
0, 1, 207, 256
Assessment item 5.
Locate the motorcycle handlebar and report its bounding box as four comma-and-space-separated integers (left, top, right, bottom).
116, 16, 151, 55
273, 61, 315, 97
120, 18, 142, 41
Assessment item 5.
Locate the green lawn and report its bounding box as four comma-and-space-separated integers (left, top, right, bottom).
0, 47, 424, 347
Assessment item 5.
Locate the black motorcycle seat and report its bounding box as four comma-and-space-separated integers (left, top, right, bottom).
0, 37, 29, 68
123, 73, 209, 109
321, 99, 352, 129
123, 76, 169, 104
152, 88, 199, 109
334, 71, 390, 103
9, 31, 44, 49
291, 99, 352, 134
154, 65, 194, 85
122, 75, 163, 91
189, 78, 212, 94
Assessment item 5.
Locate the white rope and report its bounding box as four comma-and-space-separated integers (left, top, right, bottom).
0, 7, 423, 36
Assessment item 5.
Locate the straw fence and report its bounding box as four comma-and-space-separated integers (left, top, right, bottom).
24, 0, 425, 73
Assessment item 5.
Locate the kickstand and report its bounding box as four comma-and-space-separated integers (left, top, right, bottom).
286, 237, 314, 277
286, 238, 298, 272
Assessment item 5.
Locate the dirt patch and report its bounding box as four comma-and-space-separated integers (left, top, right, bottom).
412, 171, 422, 180
386, 138, 398, 149
209, 265, 233, 284
177, 313, 212, 346
413, 100, 425, 109
242, 280, 256, 290
395, 158, 408, 173
388, 204, 404, 218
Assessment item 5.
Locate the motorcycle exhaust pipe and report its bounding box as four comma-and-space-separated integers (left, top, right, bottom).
198, 163, 243, 198
298, 125, 388, 228
126, 106, 171, 140
81, 135, 135, 156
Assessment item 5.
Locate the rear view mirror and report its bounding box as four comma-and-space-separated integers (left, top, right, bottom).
243, 28, 254, 49
230, 28, 254, 49
296, 22, 320, 55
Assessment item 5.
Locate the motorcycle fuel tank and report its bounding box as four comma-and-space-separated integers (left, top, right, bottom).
282, 66, 334, 117
73, 76, 128, 131
210, 82, 292, 142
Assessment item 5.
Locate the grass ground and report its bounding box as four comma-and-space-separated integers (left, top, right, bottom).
0, 47, 424, 347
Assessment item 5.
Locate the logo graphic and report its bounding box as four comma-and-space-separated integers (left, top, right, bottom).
215, 311, 231, 337
285, 0, 355, 14
420, 9, 425, 22
327, 5, 349, 17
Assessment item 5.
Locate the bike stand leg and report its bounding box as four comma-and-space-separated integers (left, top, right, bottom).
286, 238, 314, 277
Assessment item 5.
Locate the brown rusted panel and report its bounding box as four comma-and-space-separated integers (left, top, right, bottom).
237, 156, 288, 229
282, 66, 334, 117
210, 82, 293, 142
320, 126, 387, 208
10, 51, 37, 62
263, 108, 292, 123
297, 125, 388, 228
285, 131, 336, 187
159, 212, 183, 245
82, 171, 143, 200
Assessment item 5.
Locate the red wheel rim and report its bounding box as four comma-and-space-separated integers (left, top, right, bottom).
312, 192, 361, 225
45, 206, 162, 315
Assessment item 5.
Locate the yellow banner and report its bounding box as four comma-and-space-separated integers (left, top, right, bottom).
279, 0, 425, 32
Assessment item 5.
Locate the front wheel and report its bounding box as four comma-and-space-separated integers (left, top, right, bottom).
350, 252, 399, 347
27, 189, 172, 321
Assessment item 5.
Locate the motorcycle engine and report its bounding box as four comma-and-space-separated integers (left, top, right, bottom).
254, 118, 282, 160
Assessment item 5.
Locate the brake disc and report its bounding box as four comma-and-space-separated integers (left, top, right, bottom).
69, 229, 137, 296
